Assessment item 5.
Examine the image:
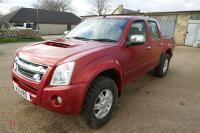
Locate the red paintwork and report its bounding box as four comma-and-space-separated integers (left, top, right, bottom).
11, 16, 175, 115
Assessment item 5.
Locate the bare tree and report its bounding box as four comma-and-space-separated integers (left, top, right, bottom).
88, 0, 112, 15
0, 0, 2, 16
33, 0, 73, 12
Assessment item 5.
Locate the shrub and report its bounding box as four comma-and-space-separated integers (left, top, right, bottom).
0, 29, 43, 43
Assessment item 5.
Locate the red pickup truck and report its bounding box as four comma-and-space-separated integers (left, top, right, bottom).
12, 16, 175, 128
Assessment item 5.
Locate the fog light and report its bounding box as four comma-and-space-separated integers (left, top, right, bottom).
56, 96, 62, 104
51, 95, 63, 107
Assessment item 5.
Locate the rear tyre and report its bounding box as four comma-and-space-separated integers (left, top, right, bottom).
154, 54, 170, 77
83, 76, 118, 129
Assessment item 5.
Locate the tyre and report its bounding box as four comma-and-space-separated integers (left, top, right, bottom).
83, 76, 118, 129
154, 54, 170, 77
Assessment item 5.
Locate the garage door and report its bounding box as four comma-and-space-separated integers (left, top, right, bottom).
185, 24, 200, 46
185, 20, 200, 46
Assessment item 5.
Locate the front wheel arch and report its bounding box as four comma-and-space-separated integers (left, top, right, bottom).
95, 69, 122, 92
83, 76, 118, 128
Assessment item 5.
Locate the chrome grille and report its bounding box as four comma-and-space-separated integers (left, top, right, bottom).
14, 57, 48, 82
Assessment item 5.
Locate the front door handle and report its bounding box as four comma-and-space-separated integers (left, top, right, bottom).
146, 45, 151, 50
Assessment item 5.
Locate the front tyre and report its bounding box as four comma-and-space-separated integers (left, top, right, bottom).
154, 54, 170, 77
83, 76, 118, 129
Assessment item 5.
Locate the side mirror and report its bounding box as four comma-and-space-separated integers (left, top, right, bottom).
130, 35, 145, 44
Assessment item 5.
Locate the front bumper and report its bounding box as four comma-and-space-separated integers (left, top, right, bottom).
12, 69, 89, 115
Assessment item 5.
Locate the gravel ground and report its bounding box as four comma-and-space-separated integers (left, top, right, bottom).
0, 42, 200, 133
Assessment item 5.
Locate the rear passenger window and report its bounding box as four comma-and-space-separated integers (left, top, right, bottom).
148, 22, 160, 40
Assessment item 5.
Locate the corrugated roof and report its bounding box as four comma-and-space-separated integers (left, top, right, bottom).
144, 10, 200, 16
81, 10, 200, 18
146, 10, 200, 14
0, 8, 81, 25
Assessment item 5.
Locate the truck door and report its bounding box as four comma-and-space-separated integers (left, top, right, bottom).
148, 21, 162, 66
123, 20, 152, 82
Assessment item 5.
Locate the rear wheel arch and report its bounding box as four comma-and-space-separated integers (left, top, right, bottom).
160, 48, 172, 63
165, 48, 173, 57
154, 54, 170, 77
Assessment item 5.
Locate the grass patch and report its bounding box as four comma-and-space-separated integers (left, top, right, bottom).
0, 37, 44, 43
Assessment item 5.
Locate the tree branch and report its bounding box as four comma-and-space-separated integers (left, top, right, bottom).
88, 0, 112, 15
33, 0, 73, 12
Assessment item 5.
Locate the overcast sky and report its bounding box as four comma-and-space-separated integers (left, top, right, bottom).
0, 0, 200, 16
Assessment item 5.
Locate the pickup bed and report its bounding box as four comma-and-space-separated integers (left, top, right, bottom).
12, 16, 175, 128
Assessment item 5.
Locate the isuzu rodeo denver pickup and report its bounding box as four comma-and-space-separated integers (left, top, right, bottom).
12, 16, 175, 128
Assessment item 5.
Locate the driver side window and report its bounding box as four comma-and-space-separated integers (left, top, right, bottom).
127, 21, 147, 44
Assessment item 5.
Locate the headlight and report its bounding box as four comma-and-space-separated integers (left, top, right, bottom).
14, 56, 19, 62
50, 62, 75, 86
13, 56, 19, 70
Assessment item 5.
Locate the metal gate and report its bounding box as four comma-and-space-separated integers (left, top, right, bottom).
185, 20, 200, 46
149, 15, 177, 37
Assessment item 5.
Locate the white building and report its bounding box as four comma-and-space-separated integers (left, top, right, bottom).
0, 8, 81, 35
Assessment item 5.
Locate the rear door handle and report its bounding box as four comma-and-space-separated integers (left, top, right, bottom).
146, 45, 151, 50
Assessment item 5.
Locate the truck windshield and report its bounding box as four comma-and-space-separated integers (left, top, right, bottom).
65, 18, 128, 42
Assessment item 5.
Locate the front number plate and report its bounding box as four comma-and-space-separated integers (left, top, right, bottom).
13, 82, 31, 101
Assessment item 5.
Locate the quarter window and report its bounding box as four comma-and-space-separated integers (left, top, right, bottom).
148, 22, 160, 40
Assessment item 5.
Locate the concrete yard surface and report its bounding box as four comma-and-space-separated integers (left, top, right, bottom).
0, 42, 200, 133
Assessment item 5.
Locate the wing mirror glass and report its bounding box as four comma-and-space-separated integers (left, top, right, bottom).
130, 34, 145, 44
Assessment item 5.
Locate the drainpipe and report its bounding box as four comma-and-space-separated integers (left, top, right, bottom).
37, 8, 40, 31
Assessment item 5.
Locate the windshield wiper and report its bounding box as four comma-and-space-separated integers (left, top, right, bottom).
66, 37, 117, 42
92, 38, 118, 42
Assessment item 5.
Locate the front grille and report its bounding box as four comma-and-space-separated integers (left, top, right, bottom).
18, 65, 44, 81
15, 57, 48, 82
